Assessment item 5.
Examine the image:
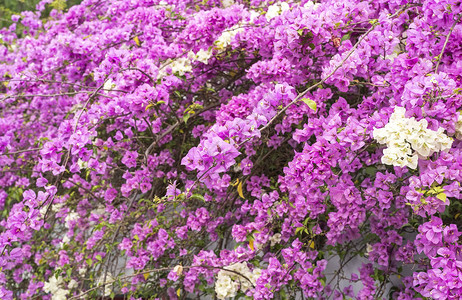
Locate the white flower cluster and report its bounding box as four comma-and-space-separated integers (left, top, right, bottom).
157, 49, 213, 80
103, 78, 116, 91
222, 0, 235, 8
96, 272, 114, 297
188, 49, 213, 65
303, 0, 321, 10
215, 26, 244, 50
266, 2, 290, 21
215, 262, 261, 299
43, 275, 69, 300
269, 233, 282, 247
158, 4, 271, 81
373, 106, 453, 169
157, 57, 193, 79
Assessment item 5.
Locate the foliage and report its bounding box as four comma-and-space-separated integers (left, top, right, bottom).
0, 0, 82, 30
1, 0, 462, 299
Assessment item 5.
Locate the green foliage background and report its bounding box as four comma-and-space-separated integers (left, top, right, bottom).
0, 0, 82, 29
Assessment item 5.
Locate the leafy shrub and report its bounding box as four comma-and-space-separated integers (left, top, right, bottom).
1, 0, 462, 299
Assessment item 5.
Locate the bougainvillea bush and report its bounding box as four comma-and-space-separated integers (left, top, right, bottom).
2, 0, 462, 298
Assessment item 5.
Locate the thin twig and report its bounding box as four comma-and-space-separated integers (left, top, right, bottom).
3, 147, 42, 155
1, 91, 93, 101
69, 264, 254, 299
120, 67, 156, 85
0, 77, 106, 254
101, 192, 139, 295
259, 5, 410, 134
0, 78, 129, 93
143, 102, 220, 163
144, 120, 180, 162
434, 13, 462, 73
42, 77, 109, 220
259, 24, 378, 133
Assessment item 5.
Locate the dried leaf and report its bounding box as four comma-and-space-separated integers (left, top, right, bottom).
237, 181, 244, 198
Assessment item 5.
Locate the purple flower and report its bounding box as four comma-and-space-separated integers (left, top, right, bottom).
443, 224, 461, 244
122, 150, 138, 168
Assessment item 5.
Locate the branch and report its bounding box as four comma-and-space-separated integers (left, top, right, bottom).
434, 13, 462, 73
1, 79, 108, 255
120, 67, 156, 85
1, 91, 94, 102
101, 192, 139, 293
143, 102, 220, 163
69, 264, 255, 299
259, 25, 378, 133
2, 147, 42, 155
259, 5, 411, 134
42, 77, 109, 220
0, 78, 129, 93
144, 120, 180, 163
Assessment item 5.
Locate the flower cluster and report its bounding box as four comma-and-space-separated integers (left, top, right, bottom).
43, 275, 70, 300
413, 217, 462, 299
373, 106, 453, 169
1, 0, 462, 299
215, 262, 261, 299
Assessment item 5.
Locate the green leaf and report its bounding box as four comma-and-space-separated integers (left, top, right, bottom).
51, 0, 67, 11
54, 268, 62, 277
436, 192, 447, 202
433, 186, 444, 193
280, 288, 288, 300
145, 103, 155, 111
301, 98, 317, 111
365, 166, 377, 177
183, 113, 191, 124
190, 194, 205, 201
341, 31, 352, 42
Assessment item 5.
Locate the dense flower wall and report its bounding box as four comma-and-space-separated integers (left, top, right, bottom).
1, 0, 462, 299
